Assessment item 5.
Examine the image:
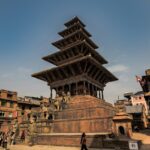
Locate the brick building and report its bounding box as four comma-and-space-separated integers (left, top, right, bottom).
0, 89, 18, 133
114, 99, 131, 113
131, 91, 148, 115
114, 91, 148, 129
17, 96, 42, 123
0, 89, 47, 133
126, 105, 147, 129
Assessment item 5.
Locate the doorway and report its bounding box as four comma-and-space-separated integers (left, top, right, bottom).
119, 126, 125, 135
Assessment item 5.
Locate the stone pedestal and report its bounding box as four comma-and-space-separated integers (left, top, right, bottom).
35, 133, 106, 148
34, 95, 115, 147
51, 95, 115, 133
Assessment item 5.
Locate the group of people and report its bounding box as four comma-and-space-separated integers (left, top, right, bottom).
0, 130, 87, 149
0, 130, 18, 149
0, 132, 8, 148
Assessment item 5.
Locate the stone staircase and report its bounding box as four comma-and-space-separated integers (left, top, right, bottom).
33, 95, 115, 147
51, 95, 114, 133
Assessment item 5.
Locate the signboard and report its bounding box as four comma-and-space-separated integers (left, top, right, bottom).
129, 141, 138, 150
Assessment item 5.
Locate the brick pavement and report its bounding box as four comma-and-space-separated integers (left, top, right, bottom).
0, 145, 114, 150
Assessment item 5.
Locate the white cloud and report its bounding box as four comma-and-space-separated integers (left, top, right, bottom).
107, 64, 129, 73
17, 67, 31, 74
104, 79, 141, 104
104, 64, 138, 103
1, 73, 14, 78
1, 67, 31, 79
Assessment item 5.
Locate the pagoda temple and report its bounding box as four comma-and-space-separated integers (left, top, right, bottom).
32, 16, 117, 99
25, 17, 119, 148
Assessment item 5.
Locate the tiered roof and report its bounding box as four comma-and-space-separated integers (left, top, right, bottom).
42, 41, 107, 66
32, 17, 117, 95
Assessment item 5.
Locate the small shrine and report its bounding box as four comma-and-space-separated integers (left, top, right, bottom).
113, 112, 133, 138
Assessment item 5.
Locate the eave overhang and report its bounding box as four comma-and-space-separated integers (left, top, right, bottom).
43, 41, 107, 66
32, 56, 118, 87
58, 22, 91, 38
64, 16, 85, 28
52, 30, 98, 50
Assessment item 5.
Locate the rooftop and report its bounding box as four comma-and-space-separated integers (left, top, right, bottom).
134, 91, 144, 96
64, 16, 85, 27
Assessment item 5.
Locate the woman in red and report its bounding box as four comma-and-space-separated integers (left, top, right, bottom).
80, 132, 88, 150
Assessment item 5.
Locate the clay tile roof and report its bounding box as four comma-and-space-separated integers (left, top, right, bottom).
113, 112, 132, 120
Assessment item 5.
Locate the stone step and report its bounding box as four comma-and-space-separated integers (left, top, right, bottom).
35, 134, 107, 148
39, 132, 111, 136
67, 96, 113, 110
53, 102, 114, 121
4, 145, 115, 150
54, 107, 111, 120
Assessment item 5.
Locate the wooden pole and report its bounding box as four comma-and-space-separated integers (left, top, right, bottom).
99, 90, 101, 99
102, 90, 104, 100
50, 87, 52, 99
83, 81, 86, 95
76, 82, 78, 95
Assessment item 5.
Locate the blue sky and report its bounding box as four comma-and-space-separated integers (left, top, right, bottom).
0, 0, 150, 103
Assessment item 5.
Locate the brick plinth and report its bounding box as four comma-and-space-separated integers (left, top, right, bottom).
35, 133, 106, 148
20, 95, 115, 147
52, 95, 115, 133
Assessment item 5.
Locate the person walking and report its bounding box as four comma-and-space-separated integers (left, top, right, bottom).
2, 133, 8, 150
80, 132, 88, 150
0, 132, 3, 146
10, 132, 15, 145
20, 130, 25, 143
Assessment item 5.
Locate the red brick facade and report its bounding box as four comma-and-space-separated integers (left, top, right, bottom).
33, 95, 115, 147
52, 95, 114, 133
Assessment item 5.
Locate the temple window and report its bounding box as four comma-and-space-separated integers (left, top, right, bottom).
21, 112, 24, 116
22, 106, 25, 110
1, 100, 6, 107
27, 114, 30, 120
10, 102, 14, 108
0, 111, 5, 117
44, 112, 47, 118
8, 112, 13, 118
7, 93, 13, 99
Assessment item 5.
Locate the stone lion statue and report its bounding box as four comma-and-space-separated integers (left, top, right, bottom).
53, 94, 61, 110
